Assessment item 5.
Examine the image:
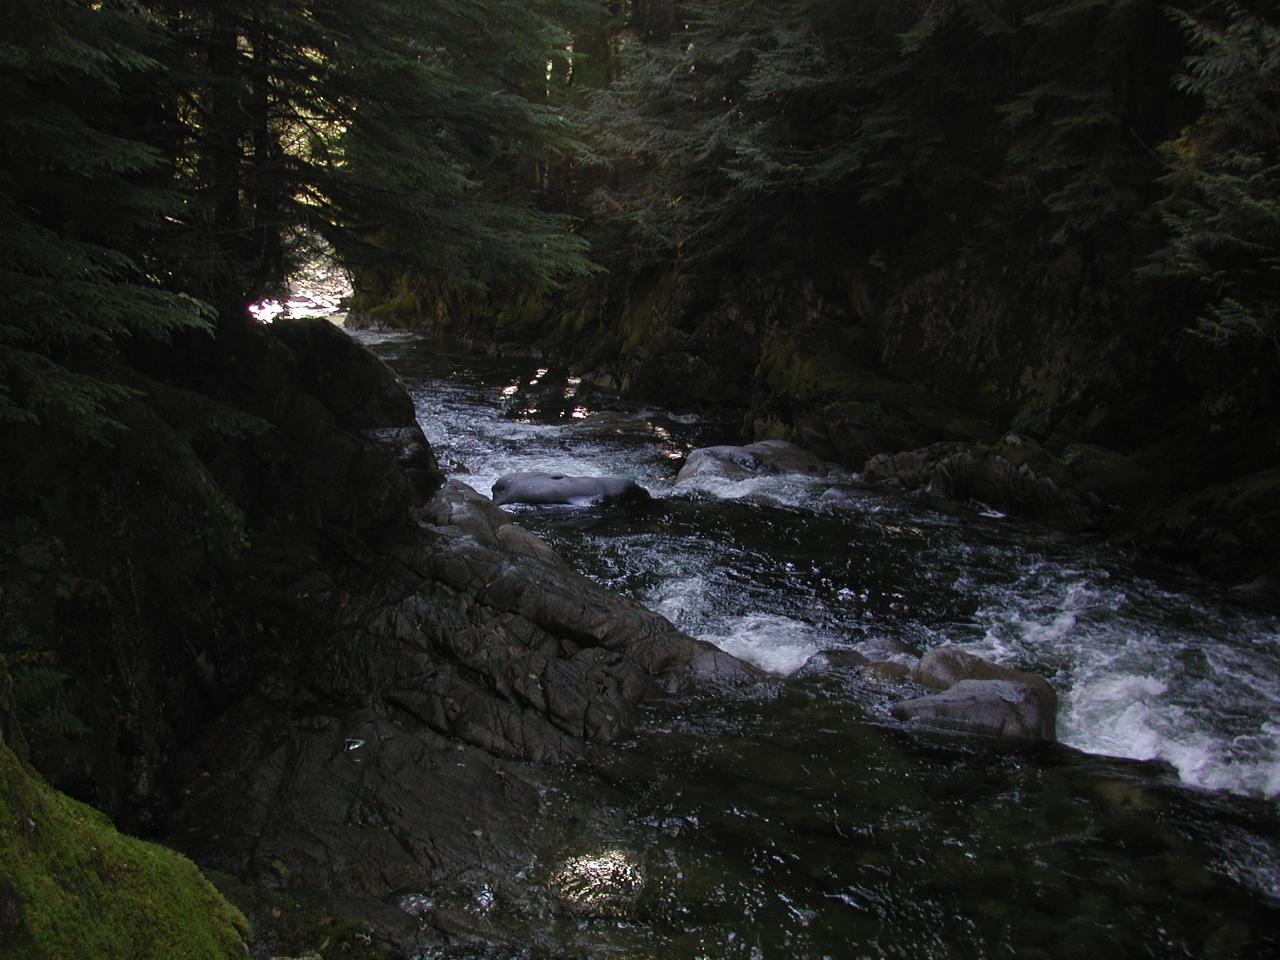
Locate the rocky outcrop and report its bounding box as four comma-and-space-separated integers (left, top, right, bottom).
862, 443, 1102, 531
491, 471, 652, 509
170, 475, 752, 903
676, 440, 831, 483
892, 646, 1058, 741
0, 318, 757, 957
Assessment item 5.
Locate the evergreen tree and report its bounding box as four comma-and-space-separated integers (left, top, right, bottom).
0, 0, 605, 436
1149, 2, 1280, 352
0, 0, 212, 438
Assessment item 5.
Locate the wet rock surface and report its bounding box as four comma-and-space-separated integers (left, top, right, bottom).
676, 439, 831, 483
168, 402, 752, 917
893, 646, 1059, 741
892, 679, 1058, 741
0, 319, 758, 957
491, 471, 652, 509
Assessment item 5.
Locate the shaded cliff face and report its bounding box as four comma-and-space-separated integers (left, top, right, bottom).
0, 318, 752, 956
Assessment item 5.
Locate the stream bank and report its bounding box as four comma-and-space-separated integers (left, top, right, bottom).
348, 258, 1280, 599
2, 319, 1277, 958
0, 319, 749, 957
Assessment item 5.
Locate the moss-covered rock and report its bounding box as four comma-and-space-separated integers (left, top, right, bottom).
0, 733, 249, 960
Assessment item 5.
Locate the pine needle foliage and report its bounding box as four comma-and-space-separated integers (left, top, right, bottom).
0, 0, 213, 440
1147, 3, 1280, 352
571, 0, 1190, 276
1, 0, 609, 437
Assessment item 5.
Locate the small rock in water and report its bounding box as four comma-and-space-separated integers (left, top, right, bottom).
797, 649, 871, 675
820, 482, 872, 509
913, 645, 1052, 697
862, 661, 911, 683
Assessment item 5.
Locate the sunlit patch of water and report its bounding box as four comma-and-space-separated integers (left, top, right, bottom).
248, 254, 352, 324
548, 848, 644, 917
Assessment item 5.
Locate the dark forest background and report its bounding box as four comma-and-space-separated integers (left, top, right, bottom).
7, 1, 1278, 563
2, 3, 1279, 956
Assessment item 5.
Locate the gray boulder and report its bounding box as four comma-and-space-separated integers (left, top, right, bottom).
894, 645, 1058, 740
491, 471, 652, 508
914, 645, 1055, 699
892, 680, 1057, 740
676, 440, 829, 484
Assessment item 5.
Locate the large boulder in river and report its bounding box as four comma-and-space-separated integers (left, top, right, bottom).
895, 645, 1058, 740
492, 471, 652, 508
892, 679, 1057, 740
676, 439, 829, 483
914, 645, 1054, 696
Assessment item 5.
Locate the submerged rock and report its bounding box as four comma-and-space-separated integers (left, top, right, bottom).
491, 471, 652, 508
795, 649, 871, 676
676, 439, 830, 483
862, 660, 912, 682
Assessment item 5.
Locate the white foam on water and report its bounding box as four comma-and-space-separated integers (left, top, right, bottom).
968, 570, 1280, 800
1063, 672, 1173, 761
649, 574, 712, 630
380, 336, 1280, 805
648, 574, 824, 676
696, 612, 823, 677
673, 473, 834, 512
345, 327, 421, 346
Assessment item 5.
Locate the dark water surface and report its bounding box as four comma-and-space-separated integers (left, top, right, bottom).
354, 330, 1279, 959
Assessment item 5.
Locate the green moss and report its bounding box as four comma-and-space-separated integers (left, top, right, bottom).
367, 290, 422, 322
0, 734, 249, 960
1058, 443, 1168, 503
755, 331, 864, 404
1164, 466, 1280, 546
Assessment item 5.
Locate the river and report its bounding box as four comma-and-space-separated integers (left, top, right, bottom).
350, 328, 1279, 959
